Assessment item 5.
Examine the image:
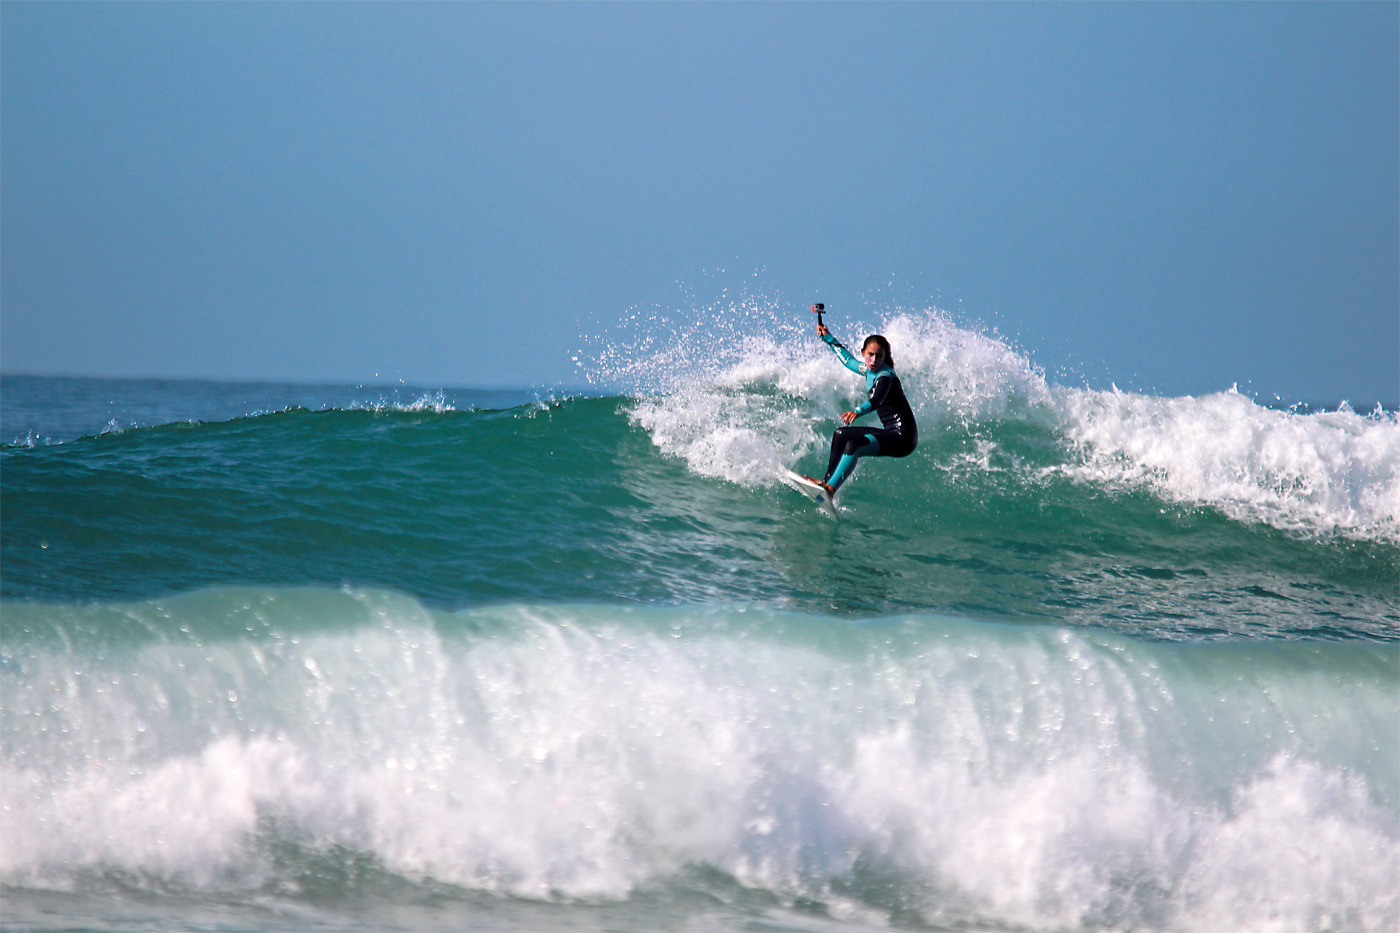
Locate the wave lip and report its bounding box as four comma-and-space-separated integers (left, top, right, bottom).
1055, 386, 1400, 542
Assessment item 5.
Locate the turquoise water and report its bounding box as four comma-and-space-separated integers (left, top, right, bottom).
3, 311, 1398, 931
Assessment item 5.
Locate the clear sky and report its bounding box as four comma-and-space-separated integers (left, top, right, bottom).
4, 2, 1396, 404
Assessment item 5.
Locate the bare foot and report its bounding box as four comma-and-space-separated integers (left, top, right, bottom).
803, 476, 834, 495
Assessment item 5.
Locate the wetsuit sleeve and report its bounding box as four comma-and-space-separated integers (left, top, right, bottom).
821, 332, 864, 375
855, 372, 894, 416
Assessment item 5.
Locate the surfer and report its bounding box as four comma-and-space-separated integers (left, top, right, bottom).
808, 322, 918, 495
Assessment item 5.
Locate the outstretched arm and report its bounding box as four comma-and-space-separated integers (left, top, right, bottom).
815, 322, 864, 375
817, 321, 866, 423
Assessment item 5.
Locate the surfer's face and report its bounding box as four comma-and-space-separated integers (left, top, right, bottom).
862, 343, 885, 369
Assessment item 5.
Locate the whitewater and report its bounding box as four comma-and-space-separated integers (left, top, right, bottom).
2, 305, 1397, 931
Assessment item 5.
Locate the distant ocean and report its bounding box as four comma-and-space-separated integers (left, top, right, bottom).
3, 309, 1397, 932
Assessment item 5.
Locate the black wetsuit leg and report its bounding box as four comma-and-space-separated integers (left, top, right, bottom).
874, 428, 916, 459
824, 426, 916, 482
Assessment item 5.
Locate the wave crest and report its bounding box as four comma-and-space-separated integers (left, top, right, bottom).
585, 299, 1400, 541
612, 307, 1052, 487
1055, 387, 1400, 541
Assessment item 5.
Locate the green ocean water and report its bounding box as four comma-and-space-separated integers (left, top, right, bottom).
5, 394, 1394, 635
2, 311, 1398, 932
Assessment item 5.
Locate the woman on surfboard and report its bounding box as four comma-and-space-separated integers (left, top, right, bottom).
808, 321, 918, 496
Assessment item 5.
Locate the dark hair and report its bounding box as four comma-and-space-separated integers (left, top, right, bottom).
862, 334, 893, 369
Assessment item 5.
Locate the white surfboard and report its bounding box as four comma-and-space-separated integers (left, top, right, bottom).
779, 470, 839, 520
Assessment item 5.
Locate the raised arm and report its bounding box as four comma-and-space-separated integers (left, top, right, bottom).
815, 323, 864, 375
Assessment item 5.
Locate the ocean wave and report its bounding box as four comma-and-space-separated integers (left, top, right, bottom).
590, 303, 1400, 542
0, 376, 546, 447
3, 591, 1395, 930
1054, 386, 1400, 543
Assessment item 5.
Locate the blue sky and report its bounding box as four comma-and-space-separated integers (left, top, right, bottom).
4, 2, 1396, 404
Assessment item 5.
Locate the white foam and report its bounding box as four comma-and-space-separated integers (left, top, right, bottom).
3, 597, 1395, 931
2, 736, 296, 888
1184, 756, 1400, 933
1053, 386, 1400, 541
622, 308, 1052, 486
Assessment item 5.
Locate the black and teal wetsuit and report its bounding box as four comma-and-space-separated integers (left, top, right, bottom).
820, 332, 918, 493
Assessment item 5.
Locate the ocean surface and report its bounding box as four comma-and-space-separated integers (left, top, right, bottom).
3, 310, 1397, 932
